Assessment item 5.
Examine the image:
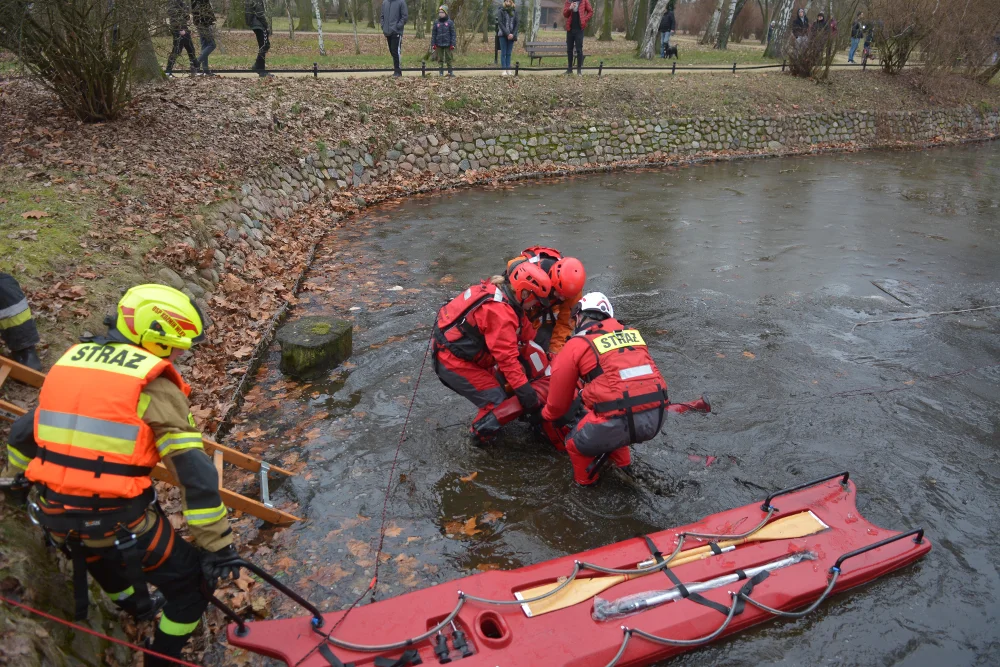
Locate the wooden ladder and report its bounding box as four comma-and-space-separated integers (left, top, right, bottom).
0, 354, 301, 526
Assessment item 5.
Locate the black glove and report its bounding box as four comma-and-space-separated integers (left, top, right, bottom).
201, 545, 241, 588
514, 383, 541, 413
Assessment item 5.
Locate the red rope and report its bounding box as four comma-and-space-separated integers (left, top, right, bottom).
0, 594, 201, 667
293, 335, 433, 667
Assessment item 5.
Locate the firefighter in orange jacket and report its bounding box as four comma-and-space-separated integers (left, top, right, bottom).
3, 284, 240, 665
504, 247, 586, 355
433, 262, 553, 443
541, 292, 669, 485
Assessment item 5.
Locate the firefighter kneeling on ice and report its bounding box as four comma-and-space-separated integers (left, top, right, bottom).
541, 292, 670, 485
433, 262, 554, 443
3, 285, 240, 665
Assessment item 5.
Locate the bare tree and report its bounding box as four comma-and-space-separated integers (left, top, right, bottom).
599, 0, 615, 40
0, 0, 166, 121
638, 0, 669, 58
344, 0, 364, 52
297, 0, 315, 28
311, 0, 326, 54
919, 0, 1000, 83
716, 0, 748, 49
285, 0, 296, 38
702, 0, 724, 44
756, 0, 769, 43
531, 0, 542, 41
763, 0, 792, 58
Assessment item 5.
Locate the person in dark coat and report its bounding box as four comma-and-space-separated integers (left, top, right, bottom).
497, 0, 519, 75
245, 0, 271, 75
0, 273, 41, 370
849, 11, 865, 63
381, 0, 409, 77
791, 7, 808, 40
658, 4, 676, 58
192, 0, 216, 75
165, 0, 197, 76
431, 5, 457, 77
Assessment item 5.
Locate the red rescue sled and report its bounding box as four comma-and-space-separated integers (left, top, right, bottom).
228, 472, 930, 666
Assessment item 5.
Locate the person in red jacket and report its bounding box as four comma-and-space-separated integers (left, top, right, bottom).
563, 0, 593, 75
541, 292, 669, 485
433, 262, 553, 443
504, 247, 587, 355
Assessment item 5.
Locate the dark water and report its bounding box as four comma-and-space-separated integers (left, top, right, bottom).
236, 143, 1000, 665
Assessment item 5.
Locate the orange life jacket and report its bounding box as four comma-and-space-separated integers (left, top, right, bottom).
27, 342, 190, 509
433, 281, 520, 363
575, 319, 668, 418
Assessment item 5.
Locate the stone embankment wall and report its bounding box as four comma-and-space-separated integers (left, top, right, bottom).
159, 106, 999, 314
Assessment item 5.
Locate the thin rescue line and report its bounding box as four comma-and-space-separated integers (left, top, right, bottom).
0, 594, 200, 667
294, 334, 433, 667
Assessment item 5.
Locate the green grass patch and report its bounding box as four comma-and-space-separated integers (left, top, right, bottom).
0, 168, 160, 349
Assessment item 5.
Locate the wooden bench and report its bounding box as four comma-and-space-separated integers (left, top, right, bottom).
525, 41, 586, 66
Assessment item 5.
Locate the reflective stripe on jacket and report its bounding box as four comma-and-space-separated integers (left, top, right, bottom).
27, 343, 190, 505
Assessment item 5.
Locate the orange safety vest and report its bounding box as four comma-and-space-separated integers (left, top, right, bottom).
27, 342, 190, 509
575, 319, 668, 417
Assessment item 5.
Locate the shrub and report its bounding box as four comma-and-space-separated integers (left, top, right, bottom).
0, 0, 164, 121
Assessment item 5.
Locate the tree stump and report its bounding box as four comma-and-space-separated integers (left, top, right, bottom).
276, 316, 352, 378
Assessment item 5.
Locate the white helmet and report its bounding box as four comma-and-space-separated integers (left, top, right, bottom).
574, 292, 614, 320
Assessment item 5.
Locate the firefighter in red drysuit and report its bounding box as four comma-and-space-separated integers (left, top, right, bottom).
504, 247, 586, 355
433, 262, 554, 442
541, 292, 670, 485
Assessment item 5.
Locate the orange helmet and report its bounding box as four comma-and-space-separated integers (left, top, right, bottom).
550, 257, 586, 300
508, 262, 552, 303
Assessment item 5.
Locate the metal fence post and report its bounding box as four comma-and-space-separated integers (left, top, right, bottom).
732, 62, 737, 73
422, 61, 426, 77
671, 61, 676, 75
515, 62, 519, 76
862, 57, 867, 71
313, 62, 318, 79
598, 60, 603, 77
781, 59, 787, 72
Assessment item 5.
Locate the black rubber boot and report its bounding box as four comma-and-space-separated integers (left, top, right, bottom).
10, 346, 41, 371
116, 589, 167, 621
144, 628, 190, 666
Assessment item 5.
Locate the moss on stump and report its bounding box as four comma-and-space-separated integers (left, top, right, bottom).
277, 316, 352, 378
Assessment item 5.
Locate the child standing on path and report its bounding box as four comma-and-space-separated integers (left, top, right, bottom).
431, 6, 457, 77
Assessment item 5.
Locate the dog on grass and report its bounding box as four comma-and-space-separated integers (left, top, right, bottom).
662, 44, 679, 60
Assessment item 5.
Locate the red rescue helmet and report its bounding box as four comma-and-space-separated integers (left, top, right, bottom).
550, 257, 586, 300
509, 262, 552, 303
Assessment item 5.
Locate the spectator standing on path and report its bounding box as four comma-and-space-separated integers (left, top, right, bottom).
192, 0, 216, 75
848, 11, 865, 63
431, 5, 456, 77
658, 3, 676, 58
0, 273, 42, 371
563, 0, 593, 76
811, 12, 829, 38
165, 0, 197, 77
791, 7, 809, 43
381, 0, 409, 77
245, 0, 271, 76
497, 0, 519, 76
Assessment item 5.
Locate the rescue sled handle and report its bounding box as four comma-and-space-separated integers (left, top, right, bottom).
212, 559, 325, 636
761, 471, 850, 512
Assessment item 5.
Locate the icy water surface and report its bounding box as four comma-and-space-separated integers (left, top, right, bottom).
235, 143, 1000, 665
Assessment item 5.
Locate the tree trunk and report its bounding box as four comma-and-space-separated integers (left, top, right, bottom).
716, 0, 747, 49
702, 0, 724, 44
225, 0, 247, 28
311, 0, 326, 54
286, 0, 296, 38
633, 0, 649, 52
133, 32, 163, 81
599, 0, 615, 40
367, 0, 376, 28
415, 0, 424, 38
482, 0, 491, 43
637, 0, 667, 58
756, 0, 768, 43
531, 0, 541, 40
298, 0, 316, 29
623, 0, 635, 40
763, 0, 792, 58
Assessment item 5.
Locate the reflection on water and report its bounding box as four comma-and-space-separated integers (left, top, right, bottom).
237, 143, 1000, 665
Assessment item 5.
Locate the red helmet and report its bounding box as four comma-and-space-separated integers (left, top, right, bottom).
509, 262, 552, 303
550, 257, 586, 300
